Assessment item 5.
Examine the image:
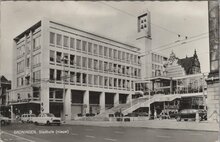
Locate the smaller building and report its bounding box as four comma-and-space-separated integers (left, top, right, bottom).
0, 76, 11, 117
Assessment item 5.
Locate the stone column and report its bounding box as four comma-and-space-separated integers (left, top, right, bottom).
99, 92, 105, 113
114, 93, 119, 106
41, 84, 49, 113
64, 88, 71, 121
83, 90, 89, 114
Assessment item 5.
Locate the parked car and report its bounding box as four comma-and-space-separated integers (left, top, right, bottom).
0, 114, 11, 125
176, 109, 207, 122
21, 114, 36, 123
33, 113, 61, 126
159, 112, 170, 119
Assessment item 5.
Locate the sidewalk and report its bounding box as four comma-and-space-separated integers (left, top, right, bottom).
65, 119, 219, 132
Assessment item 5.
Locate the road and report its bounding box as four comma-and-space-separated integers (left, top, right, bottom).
1, 123, 218, 142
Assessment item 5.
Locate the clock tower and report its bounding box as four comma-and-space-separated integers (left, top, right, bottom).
137, 10, 152, 80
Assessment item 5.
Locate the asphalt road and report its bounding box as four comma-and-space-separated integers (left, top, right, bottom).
1, 123, 218, 142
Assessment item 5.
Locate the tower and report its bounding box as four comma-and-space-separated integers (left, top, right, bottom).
137, 10, 152, 80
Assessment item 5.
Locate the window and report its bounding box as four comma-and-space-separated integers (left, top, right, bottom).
126, 53, 130, 61
99, 45, 103, 56
114, 78, 117, 87
50, 32, 55, 44
76, 56, 81, 67
88, 74, 92, 84
82, 41, 87, 52
33, 36, 40, 50
88, 58, 92, 69
109, 63, 113, 72
94, 75, 98, 85
26, 57, 30, 67
17, 60, 24, 73
99, 76, 103, 86
104, 77, 108, 87
113, 49, 117, 59
63, 36, 69, 48
70, 55, 75, 65
50, 51, 55, 62
122, 52, 125, 61
82, 57, 87, 68
56, 34, 62, 46
109, 77, 112, 87
134, 55, 137, 63
88, 42, 92, 54
109, 48, 112, 58
82, 73, 87, 84
56, 52, 62, 63
70, 72, 75, 82
70, 38, 75, 49
104, 62, 108, 72
50, 69, 55, 80
76, 39, 81, 51
33, 70, 40, 82
99, 61, 103, 71
94, 59, 98, 70
63, 53, 68, 64
56, 70, 62, 81
118, 51, 121, 60
104, 46, 108, 57
76, 73, 81, 83
93, 44, 98, 55
33, 53, 41, 67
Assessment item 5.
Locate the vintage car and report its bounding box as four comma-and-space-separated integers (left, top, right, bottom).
33, 113, 61, 126
176, 109, 207, 121
21, 114, 36, 123
0, 114, 11, 125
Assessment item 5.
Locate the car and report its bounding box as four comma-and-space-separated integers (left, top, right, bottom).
21, 114, 36, 123
32, 113, 61, 126
0, 114, 11, 125
176, 109, 207, 122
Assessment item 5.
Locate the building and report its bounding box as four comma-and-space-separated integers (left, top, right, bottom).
0, 75, 11, 117
206, 1, 219, 122
8, 18, 143, 120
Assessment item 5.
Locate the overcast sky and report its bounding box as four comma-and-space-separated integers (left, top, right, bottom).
0, 1, 209, 80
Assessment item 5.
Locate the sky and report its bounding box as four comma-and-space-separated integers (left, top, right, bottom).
0, 1, 209, 80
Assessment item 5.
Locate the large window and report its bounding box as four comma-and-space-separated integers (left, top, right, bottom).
93, 44, 98, 55
99, 61, 103, 71
82, 57, 87, 68
56, 34, 62, 46
82, 41, 87, 52
63, 36, 69, 48
94, 59, 98, 70
88, 58, 92, 69
50, 50, 55, 62
76, 56, 81, 67
33, 70, 41, 82
94, 75, 98, 85
70, 38, 75, 49
63, 53, 69, 64
76, 39, 81, 51
99, 76, 103, 86
88, 42, 92, 54
50, 32, 55, 44
17, 60, 24, 73
88, 74, 92, 85
33, 36, 41, 50
56, 70, 62, 81
50, 69, 55, 80
104, 46, 108, 57
109, 48, 112, 58
56, 52, 62, 63
99, 45, 103, 56
33, 53, 41, 67
70, 54, 75, 65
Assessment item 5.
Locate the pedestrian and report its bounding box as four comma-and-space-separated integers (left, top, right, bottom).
154, 110, 157, 120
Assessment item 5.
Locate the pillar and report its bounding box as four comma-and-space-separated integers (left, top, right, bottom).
99, 92, 105, 113
83, 90, 89, 114
41, 83, 49, 113
114, 93, 119, 106
64, 89, 71, 121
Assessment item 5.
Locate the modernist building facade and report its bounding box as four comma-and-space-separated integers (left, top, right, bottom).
8, 18, 144, 120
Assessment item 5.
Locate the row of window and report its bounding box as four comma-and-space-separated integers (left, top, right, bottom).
152, 53, 164, 64
16, 36, 41, 59
49, 69, 134, 90
50, 51, 141, 78
50, 32, 141, 65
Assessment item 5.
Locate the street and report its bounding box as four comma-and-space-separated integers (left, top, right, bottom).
1, 123, 218, 142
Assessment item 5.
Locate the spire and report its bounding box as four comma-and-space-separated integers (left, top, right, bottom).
194, 49, 198, 58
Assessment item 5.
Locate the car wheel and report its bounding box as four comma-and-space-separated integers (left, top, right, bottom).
46, 121, 50, 126
176, 116, 181, 121
1, 120, 5, 126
